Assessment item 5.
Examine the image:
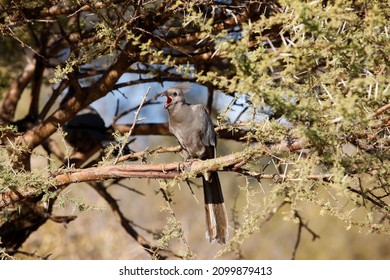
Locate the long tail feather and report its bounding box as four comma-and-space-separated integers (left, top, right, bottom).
202, 172, 228, 244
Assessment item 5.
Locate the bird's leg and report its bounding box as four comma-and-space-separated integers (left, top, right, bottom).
177, 161, 186, 172
161, 164, 167, 173
179, 152, 201, 174
183, 156, 199, 165
180, 149, 190, 161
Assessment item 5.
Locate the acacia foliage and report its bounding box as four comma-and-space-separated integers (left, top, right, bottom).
0, 0, 389, 259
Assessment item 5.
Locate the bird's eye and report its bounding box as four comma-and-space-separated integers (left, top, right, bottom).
173, 91, 178, 97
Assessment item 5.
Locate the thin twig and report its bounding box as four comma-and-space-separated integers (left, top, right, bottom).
348, 187, 387, 209
112, 93, 160, 125
89, 181, 178, 259
233, 107, 249, 124
371, 103, 390, 118
114, 88, 150, 164
185, 179, 199, 204
116, 145, 182, 163
159, 187, 193, 256
358, 177, 366, 207
291, 218, 302, 260
6, 27, 47, 61
111, 180, 146, 196
291, 210, 320, 260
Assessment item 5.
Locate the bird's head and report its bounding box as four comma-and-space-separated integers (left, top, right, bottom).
160, 83, 190, 109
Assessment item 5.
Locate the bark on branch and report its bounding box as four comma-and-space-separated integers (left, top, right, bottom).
0, 58, 36, 121
54, 149, 252, 186
54, 139, 310, 186
0, 139, 309, 209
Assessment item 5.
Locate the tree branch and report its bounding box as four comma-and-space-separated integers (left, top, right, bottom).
0, 57, 36, 121
114, 87, 150, 163
291, 210, 320, 260
116, 145, 182, 163
0, 139, 309, 209
371, 103, 390, 118
53, 139, 313, 187
21, 41, 137, 151
54, 148, 258, 186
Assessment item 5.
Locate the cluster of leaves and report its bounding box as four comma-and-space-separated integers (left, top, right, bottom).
197, 0, 390, 252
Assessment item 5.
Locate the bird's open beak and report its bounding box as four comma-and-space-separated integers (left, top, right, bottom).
160, 91, 172, 109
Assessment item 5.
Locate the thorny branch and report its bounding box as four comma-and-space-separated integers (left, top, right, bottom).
158, 187, 193, 258
54, 144, 309, 186
0, 139, 303, 209
116, 145, 182, 163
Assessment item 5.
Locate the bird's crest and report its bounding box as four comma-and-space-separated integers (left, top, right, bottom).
168, 83, 191, 94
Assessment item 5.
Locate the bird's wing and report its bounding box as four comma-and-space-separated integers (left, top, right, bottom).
192, 104, 217, 153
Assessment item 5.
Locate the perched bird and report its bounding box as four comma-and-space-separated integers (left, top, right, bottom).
63, 106, 111, 152
161, 83, 228, 244
63, 106, 133, 156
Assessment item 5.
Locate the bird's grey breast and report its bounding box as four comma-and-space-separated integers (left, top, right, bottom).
168, 104, 209, 158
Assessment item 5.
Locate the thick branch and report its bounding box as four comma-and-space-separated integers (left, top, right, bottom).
0, 58, 36, 121
21, 42, 136, 150
53, 141, 311, 186
5, 1, 119, 23
0, 140, 309, 209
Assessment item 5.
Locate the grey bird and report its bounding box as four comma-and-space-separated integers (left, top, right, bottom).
161, 83, 228, 244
